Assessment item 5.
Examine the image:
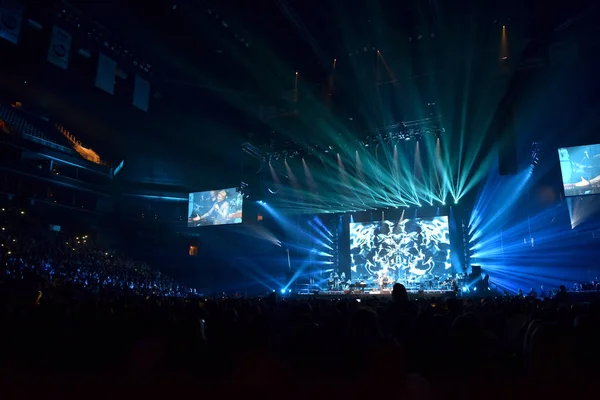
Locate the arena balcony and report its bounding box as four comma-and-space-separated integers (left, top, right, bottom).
0, 101, 121, 180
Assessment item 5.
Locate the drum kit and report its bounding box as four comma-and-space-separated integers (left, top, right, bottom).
327, 272, 351, 291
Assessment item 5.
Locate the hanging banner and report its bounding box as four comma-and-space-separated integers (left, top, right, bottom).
133, 74, 150, 112
47, 25, 71, 70
0, 0, 24, 44
95, 53, 117, 95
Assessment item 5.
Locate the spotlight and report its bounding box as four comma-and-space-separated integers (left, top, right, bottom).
462, 286, 467, 292
280, 289, 286, 294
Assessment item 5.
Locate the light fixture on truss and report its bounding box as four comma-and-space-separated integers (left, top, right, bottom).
237, 181, 250, 199
531, 141, 543, 165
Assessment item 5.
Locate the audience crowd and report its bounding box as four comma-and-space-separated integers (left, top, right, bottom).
1, 207, 599, 398
1, 209, 193, 297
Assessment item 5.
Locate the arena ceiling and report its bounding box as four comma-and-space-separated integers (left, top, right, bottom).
2, 0, 596, 191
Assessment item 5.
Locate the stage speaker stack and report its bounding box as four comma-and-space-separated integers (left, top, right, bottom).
492, 89, 519, 177
498, 107, 517, 176
470, 265, 489, 292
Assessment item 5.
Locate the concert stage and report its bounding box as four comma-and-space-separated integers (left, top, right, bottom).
296, 289, 455, 300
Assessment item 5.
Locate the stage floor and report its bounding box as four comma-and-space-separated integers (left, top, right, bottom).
296, 289, 455, 299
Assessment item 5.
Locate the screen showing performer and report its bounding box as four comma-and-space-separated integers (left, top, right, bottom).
559, 144, 600, 197
349, 217, 451, 285
187, 188, 243, 227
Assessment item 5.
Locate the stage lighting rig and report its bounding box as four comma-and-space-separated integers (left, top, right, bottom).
241, 142, 265, 161
531, 141, 543, 165
243, 140, 319, 165
242, 116, 443, 165
49, 3, 153, 75
236, 180, 250, 199
360, 116, 444, 147
461, 220, 471, 271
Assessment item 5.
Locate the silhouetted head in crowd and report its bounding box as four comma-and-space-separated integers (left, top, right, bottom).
392, 283, 409, 303
352, 306, 380, 339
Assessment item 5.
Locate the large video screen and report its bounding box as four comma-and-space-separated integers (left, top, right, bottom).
559, 144, 600, 197
188, 188, 243, 227
350, 217, 451, 282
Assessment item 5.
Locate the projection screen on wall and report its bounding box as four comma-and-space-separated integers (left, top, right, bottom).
559, 144, 600, 197
188, 188, 243, 227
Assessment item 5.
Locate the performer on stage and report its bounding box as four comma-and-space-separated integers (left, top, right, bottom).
191, 190, 230, 225
377, 270, 389, 291
333, 271, 340, 289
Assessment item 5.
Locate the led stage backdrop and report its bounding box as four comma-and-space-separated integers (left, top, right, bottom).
350, 217, 451, 280
188, 188, 243, 227
559, 144, 600, 197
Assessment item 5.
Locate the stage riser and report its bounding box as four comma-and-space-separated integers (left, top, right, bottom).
295, 290, 455, 300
